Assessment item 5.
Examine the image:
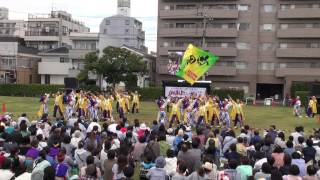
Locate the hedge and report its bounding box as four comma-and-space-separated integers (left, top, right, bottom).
0, 84, 64, 97
295, 91, 309, 107
131, 87, 162, 101
212, 89, 244, 100
291, 82, 310, 97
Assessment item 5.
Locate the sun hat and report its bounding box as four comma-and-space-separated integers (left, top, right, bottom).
202, 162, 213, 171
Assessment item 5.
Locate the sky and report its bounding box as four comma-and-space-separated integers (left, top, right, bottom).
1, 0, 158, 52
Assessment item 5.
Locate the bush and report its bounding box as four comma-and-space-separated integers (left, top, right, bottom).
0, 84, 64, 97
212, 89, 244, 100
291, 82, 310, 97
79, 84, 101, 92
295, 91, 309, 107
131, 87, 162, 101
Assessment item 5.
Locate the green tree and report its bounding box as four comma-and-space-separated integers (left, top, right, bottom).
79, 46, 147, 88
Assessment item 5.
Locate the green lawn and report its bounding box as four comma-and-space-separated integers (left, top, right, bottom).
0, 96, 318, 134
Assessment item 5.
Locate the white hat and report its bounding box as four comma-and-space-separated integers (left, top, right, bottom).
140, 123, 147, 130
178, 129, 184, 136
202, 162, 213, 171
167, 128, 174, 134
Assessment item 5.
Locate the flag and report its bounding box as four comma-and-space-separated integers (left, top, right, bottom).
176, 44, 219, 85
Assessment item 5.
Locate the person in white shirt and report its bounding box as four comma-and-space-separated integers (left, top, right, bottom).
291, 126, 304, 145
67, 113, 78, 127
17, 113, 30, 127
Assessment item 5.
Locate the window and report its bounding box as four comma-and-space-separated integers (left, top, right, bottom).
60, 57, 69, 63
260, 43, 274, 51
261, 24, 275, 31
164, 5, 174, 10
236, 42, 250, 50
176, 23, 195, 28
238, 23, 250, 31
238, 4, 250, 11
44, 75, 50, 84
263, 4, 275, 13
124, 38, 129, 42
312, 4, 320, 9
309, 43, 319, 48
280, 43, 288, 49
305, 24, 313, 28
280, 4, 289, 10
259, 62, 275, 70
176, 4, 196, 10
29, 75, 32, 84
235, 62, 248, 70
125, 29, 129, 34
103, 29, 107, 34
105, 20, 110, 25
221, 43, 228, 48
125, 20, 130, 25
280, 24, 288, 30
163, 42, 170, 47
279, 63, 287, 69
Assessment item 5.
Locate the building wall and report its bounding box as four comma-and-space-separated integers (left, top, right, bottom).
41, 74, 66, 85
99, 16, 145, 55
157, 0, 320, 98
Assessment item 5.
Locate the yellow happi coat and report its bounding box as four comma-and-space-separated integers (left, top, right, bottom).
132, 93, 140, 109
230, 100, 245, 121
169, 102, 181, 121
310, 99, 318, 114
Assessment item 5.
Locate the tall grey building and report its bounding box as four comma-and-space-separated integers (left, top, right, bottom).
118, 0, 131, 17
157, 0, 320, 99
98, 15, 146, 53
0, 7, 8, 20
24, 11, 90, 51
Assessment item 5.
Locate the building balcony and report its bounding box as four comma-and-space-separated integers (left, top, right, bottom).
159, 46, 237, 57
158, 28, 237, 38
68, 68, 81, 78
276, 48, 320, 58
277, 28, 320, 38
159, 9, 238, 19
207, 66, 237, 76
278, 8, 320, 19
69, 49, 96, 59
275, 68, 320, 77
38, 62, 72, 75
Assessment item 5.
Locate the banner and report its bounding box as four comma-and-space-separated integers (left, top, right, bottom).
165, 86, 207, 98
176, 44, 219, 85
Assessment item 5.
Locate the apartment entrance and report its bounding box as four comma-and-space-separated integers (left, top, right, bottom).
256, 83, 283, 100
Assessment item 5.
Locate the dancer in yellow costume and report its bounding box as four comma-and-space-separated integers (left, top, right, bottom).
169, 98, 181, 126
119, 94, 127, 119
229, 96, 245, 128
308, 96, 318, 118
124, 93, 131, 113
77, 94, 87, 117
53, 92, 64, 118
37, 94, 49, 118
198, 101, 208, 125
131, 91, 140, 114
106, 95, 114, 120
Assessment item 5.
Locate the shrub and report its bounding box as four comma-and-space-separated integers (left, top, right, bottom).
295, 91, 309, 107
0, 84, 64, 97
130, 87, 162, 101
291, 82, 310, 97
212, 89, 244, 100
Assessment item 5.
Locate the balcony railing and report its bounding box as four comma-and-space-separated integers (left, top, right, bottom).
25, 31, 59, 36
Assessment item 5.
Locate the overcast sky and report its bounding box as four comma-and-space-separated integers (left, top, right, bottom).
2, 0, 158, 52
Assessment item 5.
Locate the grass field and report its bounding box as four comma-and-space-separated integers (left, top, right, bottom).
0, 96, 318, 134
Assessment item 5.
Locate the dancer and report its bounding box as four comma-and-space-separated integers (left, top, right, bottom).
53, 92, 64, 118
229, 96, 245, 129
293, 96, 302, 118
156, 96, 168, 124
131, 91, 140, 114
37, 93, 49, 118
307, 96, 318, 118
169, 98, 181, 126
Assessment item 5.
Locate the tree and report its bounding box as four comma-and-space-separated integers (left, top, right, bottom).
79, 46, 148, 88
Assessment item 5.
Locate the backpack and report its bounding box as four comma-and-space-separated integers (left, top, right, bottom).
31, 160, 50, 180
143, 141, 156, 162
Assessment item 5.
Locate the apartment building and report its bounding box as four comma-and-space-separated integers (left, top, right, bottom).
24, 11, 90, 51
157, 0, 320, 99
0, 37, 40, 84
